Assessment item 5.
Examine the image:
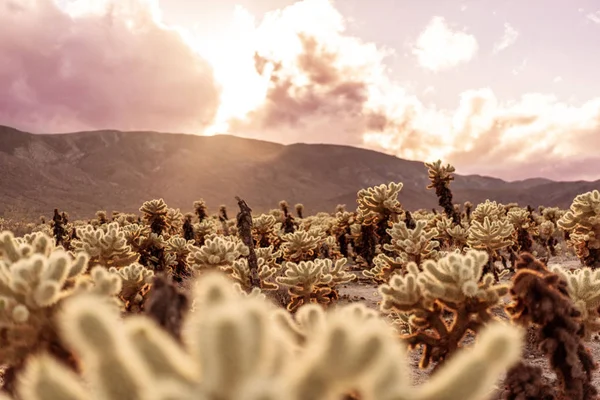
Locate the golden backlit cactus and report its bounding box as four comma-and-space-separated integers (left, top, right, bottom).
187, 236, 249, 272
468, 216, 514, 279
276, 259, 335, 312
254, 245, 282, 268
357, 182, 404, 226
557, 190, 600, 268
193, 219, 218, 246
165, 236, 194, 281
0, 230, 122, 389
224, 257, 280, 292
165, 207, 184, 236
506, 207, 535, 255
109, 263, 154, 312
356, 182, 404, 251
542, 206, 565, 224
280, 230, 321, 262
276, 257, 356, 311
550, 265, 600, 339
363, 219, 440, 282
139, 198, 169, 235
379, 250, 510, 369
538, 219, 558, 256
71, 222, 139, 268
363, 253, 405, 283
471, 200, 505, 223
252, 214, 278, 247
384, 220, 440, 265
8, 272, 522, 400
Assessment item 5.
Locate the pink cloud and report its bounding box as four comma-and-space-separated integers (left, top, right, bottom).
0, 0, 220, 133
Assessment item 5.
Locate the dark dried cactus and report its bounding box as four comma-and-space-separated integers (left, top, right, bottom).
404, 210, 416, 230
506, 253, 597, 400
235, 196, 260, 289
502, 362, 556, 400
182, 213, 194, 241
193, 199, 208, 222
51, 208, 70, 248
355, 223, 377, 266
144, 274, 189, 342
295, 203, 304, 219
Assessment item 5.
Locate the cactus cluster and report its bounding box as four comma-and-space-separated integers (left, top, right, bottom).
2, 163, 600, 399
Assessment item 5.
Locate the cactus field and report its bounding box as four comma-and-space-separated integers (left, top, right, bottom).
0, 160, 599, 399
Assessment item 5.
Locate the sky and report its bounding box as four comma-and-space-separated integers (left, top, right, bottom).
2, 0, 600, 181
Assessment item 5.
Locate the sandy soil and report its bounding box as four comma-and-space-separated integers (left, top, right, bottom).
337, 256, 600, 397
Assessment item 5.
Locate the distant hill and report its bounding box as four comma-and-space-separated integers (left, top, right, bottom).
0, 125, 597, 220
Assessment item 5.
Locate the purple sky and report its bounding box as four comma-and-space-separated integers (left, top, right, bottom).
2, 0, 600, 181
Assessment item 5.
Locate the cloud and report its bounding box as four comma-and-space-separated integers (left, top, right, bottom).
512, 58, 528, 75
411, 16, 478, 72
587, 11, 600, 24
363, 89, 600, 181
493, 23, 519, 54
0, 0, 220, 133
3, 0, 600, 181
423, 86, 435, 96
553, 76, 563, 83
207, 0, 402, 146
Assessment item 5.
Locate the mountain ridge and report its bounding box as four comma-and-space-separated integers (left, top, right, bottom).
0, 125, 596, 220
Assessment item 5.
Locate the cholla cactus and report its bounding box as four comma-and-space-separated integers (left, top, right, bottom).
182, 213, 195, 241
276, 258, 354, 312
165, 236, 194, 281
223, 258, 279, 292
273, 302, 381, 349
50, 208, 70, 249
471, 200, 505, 223
295, 203, 304, 219
363, 254, 405, 283
280, 230, 321, 262
542, 206, 564, 224
71, 222, 139, 268
557, 190, 600, 268
93, 211, 109, 226
357, 182, 404, 245
332, 210, 355, 257
6, 272, 522, 400
255, 246, 282, 268
550, 265, 600, 339
193, 219, 217, 246
379, 250, 509, 369
109, 263, 154, 312
506, 208, 534, 255
363, 220, 440, 282
166, 208, 184, 236
449, 223, 469, 242
538, 220, 558, 257
139, 199, 169, 235
252, 214, 277, 247
0, 231, 121, 392
384, 220, 440, 266
126, 227, 175, 273
425, 160, 461, 224
193, 199, 208, 222
188, 236, 249, 271
468, 217, 514, 279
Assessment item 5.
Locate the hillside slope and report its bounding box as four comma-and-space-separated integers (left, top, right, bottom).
0, 125, 597, 220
